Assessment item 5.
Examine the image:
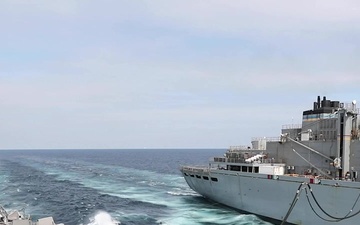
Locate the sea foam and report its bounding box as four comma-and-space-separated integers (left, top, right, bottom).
87, 211, 120, 225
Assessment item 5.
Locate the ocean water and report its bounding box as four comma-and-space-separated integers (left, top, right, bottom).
0, 149, 272, 225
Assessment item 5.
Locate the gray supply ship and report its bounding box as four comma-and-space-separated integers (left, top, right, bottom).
0, 204, 64, 225
181, 96, 360, 225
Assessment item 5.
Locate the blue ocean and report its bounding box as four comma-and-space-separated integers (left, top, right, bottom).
0, 149, 272, 225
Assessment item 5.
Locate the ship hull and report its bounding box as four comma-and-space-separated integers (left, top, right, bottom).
182, 169, 360, 225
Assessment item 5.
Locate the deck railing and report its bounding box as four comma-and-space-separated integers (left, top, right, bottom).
343, 103, 360, 113
181, 166, 209, 173
251, 137, 281, 142
282, 124, 302, 129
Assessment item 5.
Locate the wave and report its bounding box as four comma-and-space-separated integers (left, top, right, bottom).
18, 157, 192, 207
86, 211, 120, 225
0, 151, 271, 225
166, 191, 199, 197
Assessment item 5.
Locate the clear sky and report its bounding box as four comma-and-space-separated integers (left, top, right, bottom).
1, 0, 359, 149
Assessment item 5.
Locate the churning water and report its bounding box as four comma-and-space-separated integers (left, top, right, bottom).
0, 149, 272, 225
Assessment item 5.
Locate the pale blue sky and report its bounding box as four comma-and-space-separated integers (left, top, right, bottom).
1, 0, 359, 149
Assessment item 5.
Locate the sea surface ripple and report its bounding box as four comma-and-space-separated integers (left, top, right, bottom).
0, 149, 272, 225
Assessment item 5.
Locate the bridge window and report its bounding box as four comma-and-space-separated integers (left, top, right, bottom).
230, 165, 240, 171
211, 177, 218, 182
241, 166, 248, 172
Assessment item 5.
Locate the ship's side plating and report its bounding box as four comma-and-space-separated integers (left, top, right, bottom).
181, 96, 360, 225
181, 168, 360, 225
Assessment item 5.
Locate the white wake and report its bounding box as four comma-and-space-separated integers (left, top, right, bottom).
87, 211, 120, 225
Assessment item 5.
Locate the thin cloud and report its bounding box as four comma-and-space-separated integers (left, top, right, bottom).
0, 0, 359, 148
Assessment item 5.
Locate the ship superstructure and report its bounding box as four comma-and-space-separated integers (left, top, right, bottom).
0, 204, 64, 225
181, 96, 360, 225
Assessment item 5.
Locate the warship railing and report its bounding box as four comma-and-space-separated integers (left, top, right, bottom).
213, 157, 226, 162
282, 124, 302, 129
181, 166, 210, 173
229, 146, 249, 151
343, 102, 360, 114
250, 137, 281, 142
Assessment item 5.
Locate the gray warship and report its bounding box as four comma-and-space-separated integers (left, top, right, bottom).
181, 96, 360, 225
0, 204, 63, 225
